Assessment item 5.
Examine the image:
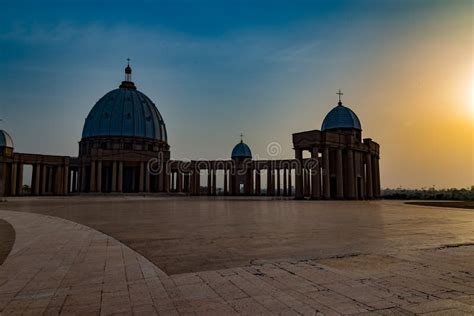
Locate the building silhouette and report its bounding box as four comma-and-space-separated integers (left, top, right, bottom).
0, 64, 380, 199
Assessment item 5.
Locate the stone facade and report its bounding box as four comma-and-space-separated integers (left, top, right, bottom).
78, 136, 170, 193
292, 129, 380, 200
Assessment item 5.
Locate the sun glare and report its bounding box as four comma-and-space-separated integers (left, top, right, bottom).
471, 77, 474, 117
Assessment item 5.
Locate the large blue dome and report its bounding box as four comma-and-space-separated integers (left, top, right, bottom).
82, 87, 167, 141
321, 103, 362, 131
231, 141, 252, 159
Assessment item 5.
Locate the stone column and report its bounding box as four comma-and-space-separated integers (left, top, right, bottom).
17, 164, 24, 195
311, 147, 321, 199
248, 166, 254, 195
207, 169, 212, 195
48, 167, 54, 193
178, 171, 183, 193
303, 168, 310, 197
71, 169, 77, 192
16, 162, 23, 195
295, 149, 304, 199
378, 158, 381, 197
164, 164, 170, 193
42, 165, 48, 194
182, 173, 186, 193
283, 167, 288, 196
0, 163, 6, 197
96, 161, 102, 193
145, 166, 150, 193
172, 172, 176, 192
223, 168, 228, 195
266, 165, 272, 196
139, 162, 145, 192
212, 168, 217, 195
323, 148, 330, 199
118, 162, 123, 193
169, 171, 173, 191
346, 149, 355, 199
244, 169, 250, 195
366, 153, 373, 199
190, 169, 195, 194
157, 168, 163, 192
79, 165, 86, 192
374, 156, 381, 198
301, 167, 305, 197
233, 166, 239, 195
53, 166, 61, 195
33, 164, 41, 195
276, 169, 280, 196
77, 166, 82, 193
90, 161, 96, 192
244, 169, 249, 195
10, 163, 17, 196
336, 149, 344, 199
288, 168, 292, 196
195, 168, 201, 195
185, 174, 190, 193
76, 170, 80, 192
63, 164, 69, 195
111, 162, 117, 192
255, 169, 261, 195
52, 167, 57, 193
50, 166, 56, 194
229, 168, 234, 195
272, 168, 276, 196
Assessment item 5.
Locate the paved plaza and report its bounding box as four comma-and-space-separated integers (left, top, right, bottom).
0, 198, 473, 315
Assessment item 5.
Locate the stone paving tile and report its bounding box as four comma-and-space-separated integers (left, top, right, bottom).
228, 296, 271, 314
0, 209, 473, 315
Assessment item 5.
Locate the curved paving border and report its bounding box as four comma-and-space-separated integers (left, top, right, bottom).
0, 219, 15, 265
0, 210, 473, 315
0, 210, 180, 315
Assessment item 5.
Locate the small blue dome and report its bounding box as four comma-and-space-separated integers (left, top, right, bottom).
0, 130, 13, 148
82, 87, 167, 141
231, 141, 252, 159
321, 103, 362, 131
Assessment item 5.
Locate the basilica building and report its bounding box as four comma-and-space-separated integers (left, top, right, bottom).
0, 63, 380, 199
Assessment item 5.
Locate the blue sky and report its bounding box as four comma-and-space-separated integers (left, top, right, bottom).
0, 0, 472, 188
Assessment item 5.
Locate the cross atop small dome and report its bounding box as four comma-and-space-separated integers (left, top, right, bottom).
337, 89, 343, 105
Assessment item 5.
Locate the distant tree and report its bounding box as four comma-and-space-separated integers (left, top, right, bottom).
21, 185, 31, 195
382, 187, 474, 201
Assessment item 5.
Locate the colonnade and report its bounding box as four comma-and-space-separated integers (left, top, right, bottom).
0, 158, 73, 196
183, 161, 296, 196
1, 154, 380, 198
79, 161, 299, 196
76, 159, 340, 197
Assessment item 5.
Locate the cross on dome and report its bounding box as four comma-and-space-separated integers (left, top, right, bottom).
337, 89, 343, 105
125, 58, 132, 81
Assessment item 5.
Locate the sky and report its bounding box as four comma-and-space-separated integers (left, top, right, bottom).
0, 0, 472, 189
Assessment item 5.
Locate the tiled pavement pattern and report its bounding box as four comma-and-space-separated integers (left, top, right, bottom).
0, 210, 473, 315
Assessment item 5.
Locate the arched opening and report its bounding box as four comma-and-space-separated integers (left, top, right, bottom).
123, 166, 139, 193
21, 164, 33, 195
